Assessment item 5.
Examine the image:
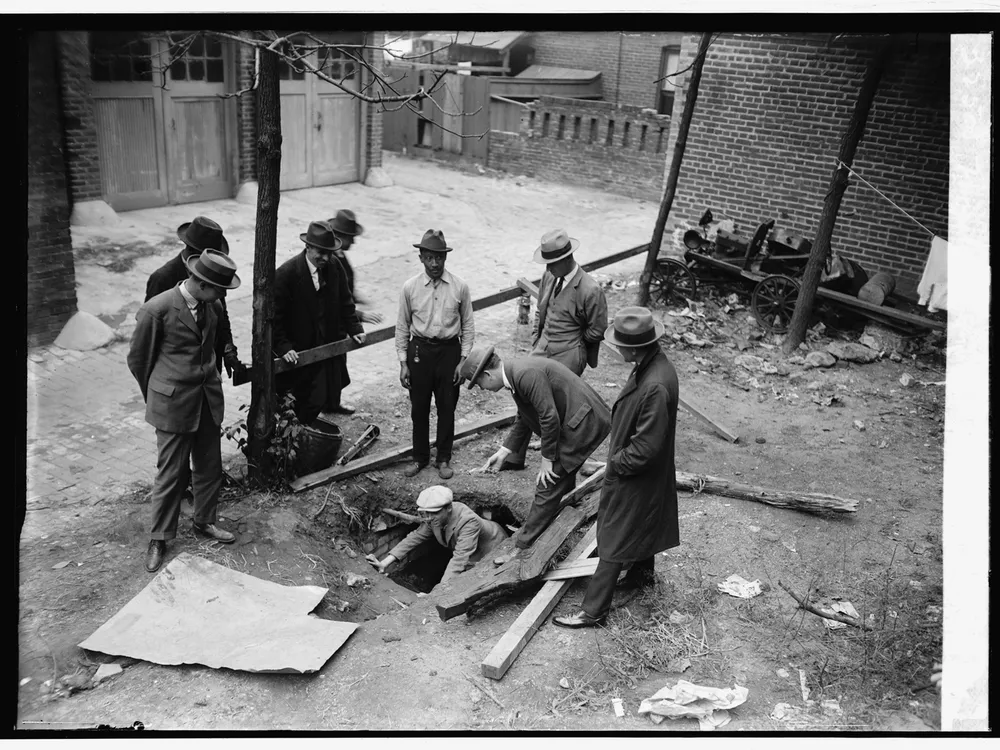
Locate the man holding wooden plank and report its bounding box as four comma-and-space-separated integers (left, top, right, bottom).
554, 307, 680, 628
371, 485, 507, 591
462, 346, 611, 567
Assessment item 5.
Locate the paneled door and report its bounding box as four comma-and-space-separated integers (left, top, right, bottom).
278, 55, 312, 190
161, 33, 232, 204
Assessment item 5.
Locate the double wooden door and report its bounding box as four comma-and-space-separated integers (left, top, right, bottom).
279, 40, 361, 191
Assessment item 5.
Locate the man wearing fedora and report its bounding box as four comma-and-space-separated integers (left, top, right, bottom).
371, 485, 508, 590
395, 229, 475, 480
128, 250, 243, 573
327, 209, 384, 327
145, 216, 244, 381
554, 307, 679, 628
463, 346, 611, 566
500, 228, 609, 471
274, 220, 366, 426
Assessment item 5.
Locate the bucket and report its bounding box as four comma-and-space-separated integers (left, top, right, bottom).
294, 417, 343, 477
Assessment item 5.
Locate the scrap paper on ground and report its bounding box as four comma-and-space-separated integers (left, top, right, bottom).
79, 553, 357, 673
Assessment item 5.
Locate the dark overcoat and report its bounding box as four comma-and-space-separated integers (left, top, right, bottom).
127, 286, 225, 433
145, 252, 234, 374
597, 348, 679, 563
502, 356, 611, 474
272, 250, 362, 399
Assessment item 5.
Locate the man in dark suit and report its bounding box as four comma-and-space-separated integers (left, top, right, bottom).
273, 221, 366, 426
463, 346, 611, 565
144, 216, 244, 380
128, 250, 242, 573
554, 307, 679, 628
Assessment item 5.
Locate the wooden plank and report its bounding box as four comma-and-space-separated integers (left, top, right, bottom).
541, 557, 599, 581
481, 524, 598, 681
289, 411, 517, 492
517, 277, 739, 443
815, 286, 945, 331
434, 490, 600, 621
676, 471, 858, 513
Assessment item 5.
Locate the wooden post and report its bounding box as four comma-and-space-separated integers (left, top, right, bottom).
781, 42, 892, 354
637, 32, 713, 307
247, 43, 281, 481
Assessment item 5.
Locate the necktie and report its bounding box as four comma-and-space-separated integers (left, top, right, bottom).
318, 271, 326, 291
552, 276, 564, 299
196, 302, 206, 330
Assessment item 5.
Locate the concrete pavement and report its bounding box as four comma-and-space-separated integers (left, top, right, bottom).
24, 152, 658, 541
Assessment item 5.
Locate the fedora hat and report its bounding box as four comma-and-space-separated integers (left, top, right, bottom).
413, 229, 452, 253
604, 307, 664, 348
533, 229, 579, 264
185, 249, 241, 290
416, 485, 453, 512
177, 216, 229, 255
329, 209, 364, 237
459, 345, 496, 390
300, 221, 343, 253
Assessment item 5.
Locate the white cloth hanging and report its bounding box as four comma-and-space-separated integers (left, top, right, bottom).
917, 235, 948, 312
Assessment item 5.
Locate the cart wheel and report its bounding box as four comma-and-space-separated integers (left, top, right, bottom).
650, 258, 698, 307
752, 274, 799, 333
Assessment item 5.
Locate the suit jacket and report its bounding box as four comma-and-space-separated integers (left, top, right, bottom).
273, 251, 363, 393
145, 253, 234, 375
597, 348, 679, 563
388, 501, 508, 583
532, 268, 608, 372
502, 356, 611, 474
127, 286, 225, 433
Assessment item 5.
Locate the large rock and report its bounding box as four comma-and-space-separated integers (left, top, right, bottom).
826, 341, 879, 363
235, 181, 258, 205
803, 350, 837, 369
862, 321, 912, 354
53, 311, 116, 351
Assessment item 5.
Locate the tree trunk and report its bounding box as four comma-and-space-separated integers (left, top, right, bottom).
247, 45, 281, 481
637, 32, 713, 307
675, 471, 859, 513
781, 43, 892, 354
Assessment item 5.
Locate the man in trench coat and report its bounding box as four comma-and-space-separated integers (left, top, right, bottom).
463, 347, 611, 565
554, 307, 679, 628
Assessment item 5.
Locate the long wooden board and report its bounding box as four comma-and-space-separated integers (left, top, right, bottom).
516, 277, 739, 444
481, 523, 598, 681
289, 411, 517, 492
235, 243, 653, 386
541, 556, 600, 581
676, 471, 858, 513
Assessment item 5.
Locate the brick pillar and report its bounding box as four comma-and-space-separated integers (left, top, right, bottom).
236, 40, 257, 184
56, 31, 102, 206
364, 31, 384, 171
28, 31, 78, 347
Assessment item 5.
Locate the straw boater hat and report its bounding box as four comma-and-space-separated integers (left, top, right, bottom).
459, 345, 496, 390
416, 485, 453, 512
299, 221, 343, 252
413, 229, 452, 253
177, 216, 230, 255
329, 209, 364, 237
533, 228, 579, 264
604, 307, 664, 348
184, 250, 241, 290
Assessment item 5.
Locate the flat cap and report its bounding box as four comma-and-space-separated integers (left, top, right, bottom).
416, 485, 453, 512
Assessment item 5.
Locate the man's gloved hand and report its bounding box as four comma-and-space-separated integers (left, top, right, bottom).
223, 345, 245, 380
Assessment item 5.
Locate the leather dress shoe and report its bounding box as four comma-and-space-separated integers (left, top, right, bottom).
437, 461, 454, 479
553, 611, 606, 628
145, 540, 166, 573
403, 461, 427, 478
193, 523, 236, 544
331, 404, 356, 415
500, 460, 525, 471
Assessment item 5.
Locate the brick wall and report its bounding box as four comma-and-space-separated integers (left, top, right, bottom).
56, 31, 101, 205
488, 95, 672, 201
529, 31, 684, 108
28, 31, 78, 347
364, 31, 384, 170
662, 33, 949, 292
236, 41, 257, 183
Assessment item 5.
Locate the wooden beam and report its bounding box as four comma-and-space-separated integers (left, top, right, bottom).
517, 277, 738, 443
434, 491, 600, 621
676, 471, 859, 513
382, 507, 421, 524
481, 523, 598, 681
815, 287, 945, 332
289, 411, 517, 492
541, 556, 599, 581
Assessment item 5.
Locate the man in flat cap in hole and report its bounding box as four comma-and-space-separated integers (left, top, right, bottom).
395, 229, 475, 481
273, 220, 367, 426
372, 485, 508, 591
463, 346, 611, 567
553, 307, 679, 628
128, 250, 243, 573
